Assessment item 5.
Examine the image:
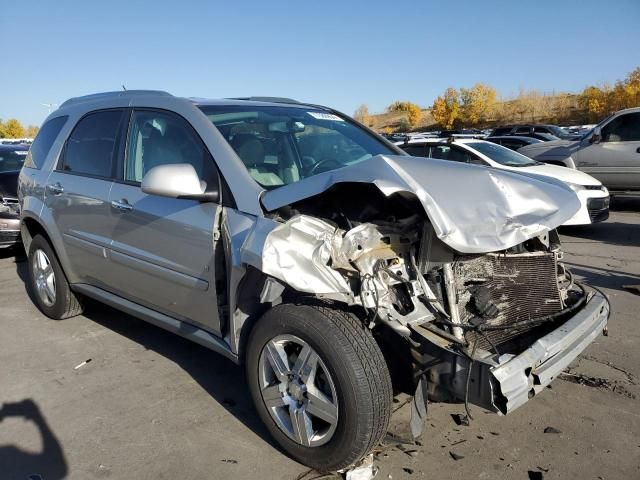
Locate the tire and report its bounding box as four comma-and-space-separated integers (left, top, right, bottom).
246, 300, 392, 472
28, 234, 83, 319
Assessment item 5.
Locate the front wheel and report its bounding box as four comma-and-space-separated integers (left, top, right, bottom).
246, 301, 392, 472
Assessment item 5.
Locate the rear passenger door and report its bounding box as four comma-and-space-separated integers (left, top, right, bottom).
45, 109, 126, 288
107, 109, 223, 334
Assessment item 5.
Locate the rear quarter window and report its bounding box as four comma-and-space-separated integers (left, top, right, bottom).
24, 116, 68, 169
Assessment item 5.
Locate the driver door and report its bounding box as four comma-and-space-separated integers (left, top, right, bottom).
577, 112, 640, 190
106, 109, 224, 334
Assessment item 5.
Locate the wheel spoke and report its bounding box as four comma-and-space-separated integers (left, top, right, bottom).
305, 386, 338, 425
36, 250, 48, 272
44, 275, 56, 302
292, 344, 319, 384
290, 406, 313, 446
261, 384, 286, 408
264, 341, 290, 381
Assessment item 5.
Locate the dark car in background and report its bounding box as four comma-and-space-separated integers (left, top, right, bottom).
0, 144, 27, 248
490, 124, 580, 141
485, 135, 544, 151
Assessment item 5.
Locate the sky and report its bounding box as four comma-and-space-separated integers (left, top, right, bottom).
2, 0, 639, 126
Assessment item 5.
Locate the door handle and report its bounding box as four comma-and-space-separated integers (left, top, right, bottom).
46, 183, 64, 195
111, 199, 133, 212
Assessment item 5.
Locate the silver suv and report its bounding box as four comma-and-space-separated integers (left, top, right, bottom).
19, 91, 609, 472
519, 107, 640, 193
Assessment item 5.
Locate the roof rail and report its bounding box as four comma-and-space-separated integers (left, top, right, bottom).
59, 90, 173, 108
228, 96, 300, 104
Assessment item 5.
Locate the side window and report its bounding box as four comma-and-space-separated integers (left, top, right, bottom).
402, 144, 426, 157
429, 145, 452, 160
601, 113, 640, 142
61, 110, 123, 178
514, 127, 530, 135
125, 110, 216, 184
24, 115, 68, 169
533, 126, 549, 134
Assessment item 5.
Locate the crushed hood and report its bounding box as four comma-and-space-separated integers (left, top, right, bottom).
261, 155, 581, 254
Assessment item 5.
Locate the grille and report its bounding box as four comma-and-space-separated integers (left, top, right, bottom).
587, 196, 610, 223
453, 252, 563, 349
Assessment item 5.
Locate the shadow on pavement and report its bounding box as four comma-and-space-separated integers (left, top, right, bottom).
11, 256, 279, 457
560, 221, 640, 248
610, 195, 640, 212
565, 262, 640, 293
0, 399, 68, 480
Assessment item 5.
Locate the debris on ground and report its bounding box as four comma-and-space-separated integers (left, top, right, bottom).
527, 471, 544, 480
73, 359, 92, 370
450, 439, 467, 446
221, 459, 238, 464
543, 427, 562, 434
402, 467, 414, 474
451, 414, 470, 426
560, 371, 637, 399
344, 454, 377, 480
449, 452, 464, 461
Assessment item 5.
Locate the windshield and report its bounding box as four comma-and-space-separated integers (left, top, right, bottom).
548, 125, 571, 138
468, 141, 537, 167
198, 105, 396, 188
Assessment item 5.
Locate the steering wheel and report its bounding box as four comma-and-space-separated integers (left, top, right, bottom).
308, 158, 343, 176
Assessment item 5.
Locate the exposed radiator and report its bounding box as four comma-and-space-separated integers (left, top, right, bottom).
452, 252, 563, 349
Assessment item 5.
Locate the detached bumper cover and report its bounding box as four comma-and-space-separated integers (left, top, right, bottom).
491, 288, 609, 414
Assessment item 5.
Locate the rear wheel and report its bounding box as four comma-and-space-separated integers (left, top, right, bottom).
28, 234, 83, 319
246, 301, 392, 472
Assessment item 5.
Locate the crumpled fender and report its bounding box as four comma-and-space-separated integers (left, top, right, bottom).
261, 155, 581, 254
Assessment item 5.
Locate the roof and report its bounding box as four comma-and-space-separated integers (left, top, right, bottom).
396, 137, 486, 146
58, 91, 314, 112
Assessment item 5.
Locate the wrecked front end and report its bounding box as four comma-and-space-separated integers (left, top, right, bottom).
231, 156, 609, 434
257, 209, 609, 419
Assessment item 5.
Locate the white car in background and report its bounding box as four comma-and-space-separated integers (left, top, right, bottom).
396, 138, 610, 225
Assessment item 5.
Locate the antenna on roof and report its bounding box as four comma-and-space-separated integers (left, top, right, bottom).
122, 85, 127, 91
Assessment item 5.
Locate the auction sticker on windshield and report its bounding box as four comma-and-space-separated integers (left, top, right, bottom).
307, 112, 344, 121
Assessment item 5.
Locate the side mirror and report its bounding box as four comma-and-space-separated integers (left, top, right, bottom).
590, 127, 602, 144
141, 164, 219, 202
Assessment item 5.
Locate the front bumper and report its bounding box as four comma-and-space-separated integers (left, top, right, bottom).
490, 287, 609, 413
0, 217, 21, 248
415, 286, 610, 415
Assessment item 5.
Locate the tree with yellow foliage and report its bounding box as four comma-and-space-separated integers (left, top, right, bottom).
431, 88, 460, 129
406, 103, 422, 128
0, 119, 26, 138
460, 83, 497, 126
353, 104, 371, 125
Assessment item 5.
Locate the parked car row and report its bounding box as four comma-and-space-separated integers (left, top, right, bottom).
396, 137, 610, 224
15, 91, 610, 472
0, 144, 27, 248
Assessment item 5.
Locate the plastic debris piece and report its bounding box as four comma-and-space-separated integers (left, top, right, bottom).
543, 427, 562, 434
345, 453, 377, 480
449, 451, 464, 461
74, 359, 92, 370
